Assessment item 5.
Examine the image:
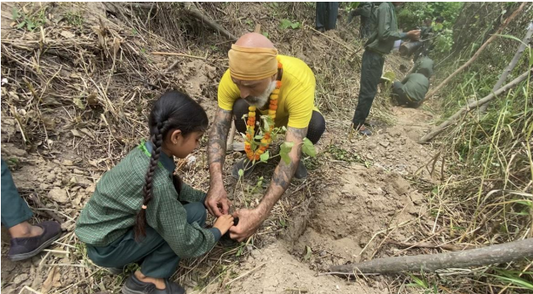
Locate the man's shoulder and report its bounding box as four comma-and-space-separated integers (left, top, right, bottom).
278, 55, 309, 68
278, 55, 314, 82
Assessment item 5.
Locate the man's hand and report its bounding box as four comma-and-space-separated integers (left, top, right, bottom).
207, 107, 232, 216
205, 183, 231, 217
229, 208, 264, 242
406, 29, 421, 41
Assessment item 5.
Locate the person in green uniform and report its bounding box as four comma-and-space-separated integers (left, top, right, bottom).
315, 2, 339, 32
75, 91, 234, 294
392, 56, 434, 108
1, 159, 62, 261
352, 2, 421, 136
347, 2, 375, 39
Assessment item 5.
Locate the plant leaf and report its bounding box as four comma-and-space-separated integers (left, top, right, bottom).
280, 141, 294, 164
302, 138, 316, 157
260, 151, 269, 162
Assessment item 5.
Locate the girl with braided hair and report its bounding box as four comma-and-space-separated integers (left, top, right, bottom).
76, 90, 234, 294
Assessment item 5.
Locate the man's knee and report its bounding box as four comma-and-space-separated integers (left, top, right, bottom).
307, 111, 325, 144
184, 202, 207, 226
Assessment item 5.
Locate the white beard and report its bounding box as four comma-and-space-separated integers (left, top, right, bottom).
248, 80, 277, 108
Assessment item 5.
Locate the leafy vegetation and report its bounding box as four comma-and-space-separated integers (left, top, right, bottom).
429, 14, 533, 291
397, 2, 463, 55
279, 19, 301, 30
12, 6, 47, 32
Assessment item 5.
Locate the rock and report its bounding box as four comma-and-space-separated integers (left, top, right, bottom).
39, 183, 50, 190
73, 169, 85, 174
86, 183, 96, 194
1, 143, 27, 157
48, 188, 68, 203
379, 141, 389, 148
60, 30, 75, 39
12, 273, 29, 286
63, 160, 74, 166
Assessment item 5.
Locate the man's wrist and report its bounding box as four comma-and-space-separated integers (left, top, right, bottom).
255, 203, 271, 222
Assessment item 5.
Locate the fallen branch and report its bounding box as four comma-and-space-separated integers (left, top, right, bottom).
388, 240, 476, 252
479, 21, 533, 113
306, 25, 361, 54
225, 262, 266, 286
151, 51, 206, 60
426, 3, 526, 98
184, 3, 237, 41
328, 238, 533, 276
419, 68, 532, 143
28, 193, 64, 223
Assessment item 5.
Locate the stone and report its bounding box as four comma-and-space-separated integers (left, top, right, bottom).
48, 187, 68, 203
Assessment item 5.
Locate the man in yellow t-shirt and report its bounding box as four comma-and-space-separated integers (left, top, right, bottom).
205, 33, 325, 242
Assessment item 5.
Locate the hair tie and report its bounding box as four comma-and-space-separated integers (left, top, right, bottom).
141, 205, 147, 210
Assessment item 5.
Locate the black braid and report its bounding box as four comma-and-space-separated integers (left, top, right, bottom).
134, 122, 165, 239
132, 90, 209, 240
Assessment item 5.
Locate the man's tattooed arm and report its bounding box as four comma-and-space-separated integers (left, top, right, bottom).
208, 107, 232, 185
257, 126, 308, 219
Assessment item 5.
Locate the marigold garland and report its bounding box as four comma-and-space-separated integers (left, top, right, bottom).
244, 60, 282, 161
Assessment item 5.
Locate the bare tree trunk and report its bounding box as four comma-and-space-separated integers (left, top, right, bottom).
184, 3, 238, 41
419, 69, 532, 143
328, 238, 533, 276
479, 21, 533, 113
426, 3, 526, 99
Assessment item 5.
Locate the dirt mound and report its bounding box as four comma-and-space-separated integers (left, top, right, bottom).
226, 243, 390, 294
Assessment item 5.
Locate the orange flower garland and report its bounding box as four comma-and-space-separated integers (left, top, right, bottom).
244, 61, 282, 161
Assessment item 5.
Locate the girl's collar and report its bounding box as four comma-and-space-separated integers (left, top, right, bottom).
138, 140, 176, 174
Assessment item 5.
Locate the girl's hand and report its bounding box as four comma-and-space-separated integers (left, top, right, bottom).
213, 215, 234, 236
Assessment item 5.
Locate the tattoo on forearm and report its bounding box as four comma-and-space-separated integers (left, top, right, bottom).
208, 108, 232, 168
261, 127, 308, 213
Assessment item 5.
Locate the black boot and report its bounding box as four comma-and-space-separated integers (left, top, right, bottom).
231, 158, 256, 179
294, 160, 308, 179
122, 274, 185, 294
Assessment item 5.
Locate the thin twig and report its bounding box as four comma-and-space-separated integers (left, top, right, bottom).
224, 262, 266, 286
151, 51, 207, 60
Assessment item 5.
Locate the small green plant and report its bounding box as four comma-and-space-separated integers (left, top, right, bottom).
64, 11, 84, 27
326, 145, 363, 163
12, 6, 47, 32
280, 19, 301, 30
406, 274, 439, 294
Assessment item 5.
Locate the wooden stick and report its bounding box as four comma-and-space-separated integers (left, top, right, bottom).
28, 193, 64, 223
388, 240, 476, 252
328, 238, 533, 276
151, 52, 206, 60
306, 25, 361, 54
225, 262, 266, 286
184, 3, 237, 41
479, 21, 533, 113
419, 68, 532, 143
426, 3, 526, 98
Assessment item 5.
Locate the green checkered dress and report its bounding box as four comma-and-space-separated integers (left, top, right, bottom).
75, 143, 218, 258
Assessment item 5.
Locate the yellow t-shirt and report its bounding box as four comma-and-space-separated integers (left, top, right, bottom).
218, 55, 317, 129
